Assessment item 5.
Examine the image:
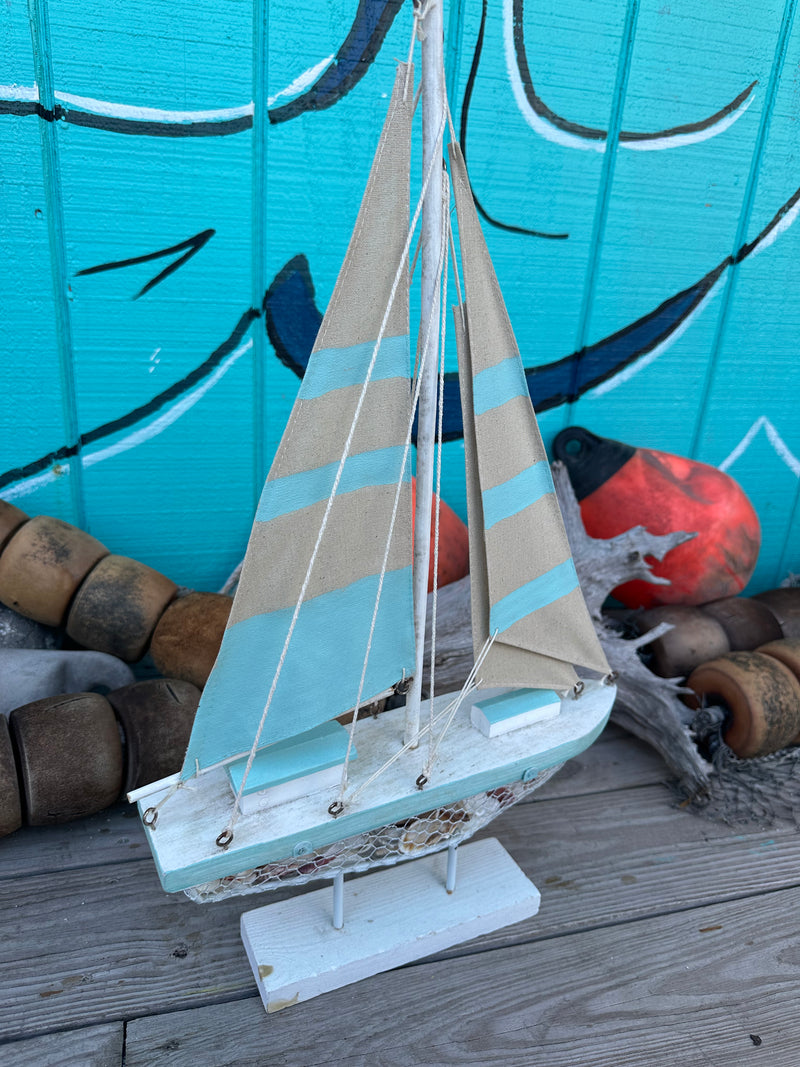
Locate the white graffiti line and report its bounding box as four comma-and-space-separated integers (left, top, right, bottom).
748, 195, 800, 259
1, 83, 253, 123
590, 279, 723, 398
718, 416, 800, 477
267, 55, 334, 107
502, 0, 753, 153
3, 337, 253, 501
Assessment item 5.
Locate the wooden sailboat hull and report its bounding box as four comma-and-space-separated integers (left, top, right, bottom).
138, 679, 615, 894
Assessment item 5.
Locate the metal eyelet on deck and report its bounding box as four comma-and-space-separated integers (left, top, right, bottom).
415, 773, 428, 790
604, 670, 619, 685
216, 828, 234, 849
328, 800, 344, 818
572, 680, 585, 699
143, 807, 158, 829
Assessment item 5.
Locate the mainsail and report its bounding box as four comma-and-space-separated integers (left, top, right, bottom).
449, 143, 609, 691
181, 66, 417, 778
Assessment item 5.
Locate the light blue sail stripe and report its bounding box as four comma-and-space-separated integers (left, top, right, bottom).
490, 558, 579, 636
181, 566, 416, 776
256, 445, 409, 523
472, 355, 528, 416
482, 461, 554, 529
298, 335, 410, 400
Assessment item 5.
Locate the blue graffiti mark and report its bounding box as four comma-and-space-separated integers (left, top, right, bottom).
266, 182, 800, 441
269, 0, 406, 123
4, 181, 799, 495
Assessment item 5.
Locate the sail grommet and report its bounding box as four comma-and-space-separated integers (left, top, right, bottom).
143, 807, 158, 830
328, 800, 344, 818
521, 767, 538, 783
216, 828, 234, 849
604, 670, 619, 686
415, 773, 428, 790
293, 840, 313, 857
572, 680, 585, 699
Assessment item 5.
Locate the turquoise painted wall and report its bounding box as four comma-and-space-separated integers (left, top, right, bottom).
2, 0, 800, 593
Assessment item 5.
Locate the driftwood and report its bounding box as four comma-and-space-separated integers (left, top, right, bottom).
424, 461, 712, 799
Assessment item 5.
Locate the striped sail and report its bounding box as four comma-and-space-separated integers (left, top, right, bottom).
449, 143, 609, 691
181, 66, 416, 778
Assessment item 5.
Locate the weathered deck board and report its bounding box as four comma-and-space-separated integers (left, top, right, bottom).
1, 777, 798, 1043
0, 1022, 123, 1067
123, 887, 800, 1067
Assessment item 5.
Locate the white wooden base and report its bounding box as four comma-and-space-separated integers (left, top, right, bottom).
240, 837, 540, 1013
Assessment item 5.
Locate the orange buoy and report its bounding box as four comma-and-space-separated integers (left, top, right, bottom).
411, 477, 469, 593
553, 427, 760, 609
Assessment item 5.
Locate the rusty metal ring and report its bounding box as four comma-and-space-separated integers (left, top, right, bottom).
604, 670, 619, 685
572, 680, 585, 698
328, 800, 344, 818
216, 828, 234, 849
143, 807, 158, 829
415, 773, 428, 790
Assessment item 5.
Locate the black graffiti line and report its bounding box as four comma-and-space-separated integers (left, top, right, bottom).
512, 0, 757, 144
460, 0, 568, 240
0, 98, 252, 136
75, 229, 216, 299
0, 308, 259, 492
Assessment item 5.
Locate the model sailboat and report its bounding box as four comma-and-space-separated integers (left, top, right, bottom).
132, 29, 615, 1008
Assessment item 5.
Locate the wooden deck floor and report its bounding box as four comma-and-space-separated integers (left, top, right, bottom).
1, 724, 798, 1066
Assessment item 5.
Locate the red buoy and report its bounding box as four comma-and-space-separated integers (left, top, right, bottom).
553, 427, 760, 608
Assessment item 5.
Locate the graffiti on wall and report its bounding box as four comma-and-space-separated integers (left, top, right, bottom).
3, 0, 800, 589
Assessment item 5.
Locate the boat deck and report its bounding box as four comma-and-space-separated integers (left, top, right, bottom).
1, 722, 798, 1066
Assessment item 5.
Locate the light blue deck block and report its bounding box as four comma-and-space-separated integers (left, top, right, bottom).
226, 721, 356, 797
471, 688, 561, 738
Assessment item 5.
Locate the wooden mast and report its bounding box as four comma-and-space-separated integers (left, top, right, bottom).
406, 0, 445, 746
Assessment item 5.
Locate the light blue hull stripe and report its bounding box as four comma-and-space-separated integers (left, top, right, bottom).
182, 566, 415, 775
490, 558, 579, 636
298, 335, 410, 400
482, 461, 554, 529
472, 355, 528, 416
256, 445, 410, 522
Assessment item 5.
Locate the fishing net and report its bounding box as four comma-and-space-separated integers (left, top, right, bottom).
676, 704, 800, 826
182, 763, 562, 902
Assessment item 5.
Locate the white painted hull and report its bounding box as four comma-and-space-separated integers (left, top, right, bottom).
139, 680, 615, 894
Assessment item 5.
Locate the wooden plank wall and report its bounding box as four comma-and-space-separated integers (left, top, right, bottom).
2, 0, 799, 592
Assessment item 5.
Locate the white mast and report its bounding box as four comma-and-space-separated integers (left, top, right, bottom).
405, 0, 445, 746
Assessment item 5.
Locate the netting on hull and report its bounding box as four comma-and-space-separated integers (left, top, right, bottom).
183, 764, 563, 903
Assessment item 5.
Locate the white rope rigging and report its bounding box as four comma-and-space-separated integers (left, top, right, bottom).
336, 153, 451, 803
217, 100, 450, 844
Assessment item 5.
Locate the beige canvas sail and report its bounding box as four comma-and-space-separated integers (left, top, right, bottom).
180, 65, 417, 778
449, 143, 609, 691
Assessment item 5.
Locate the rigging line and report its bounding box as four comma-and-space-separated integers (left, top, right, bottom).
427, 175, 451, 767
424, 631, 497, 776
338, 152, 452, 800
220, 100, 450, 840
343, 681, 479, 806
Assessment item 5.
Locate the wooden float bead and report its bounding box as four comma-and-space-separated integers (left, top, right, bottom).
0, 515, 108, 627
0, 500, 28, 553
755, 638, 800, 744
0, 715, 22, 837
635, 605, 729, 678
10, 692, 123, 824
752, 588, 800, 640
149, 591, 232, 688
700, 596, 783, 651
66, 554, 178, 662
108, 678, 200, 793
686, 651, 800, 759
